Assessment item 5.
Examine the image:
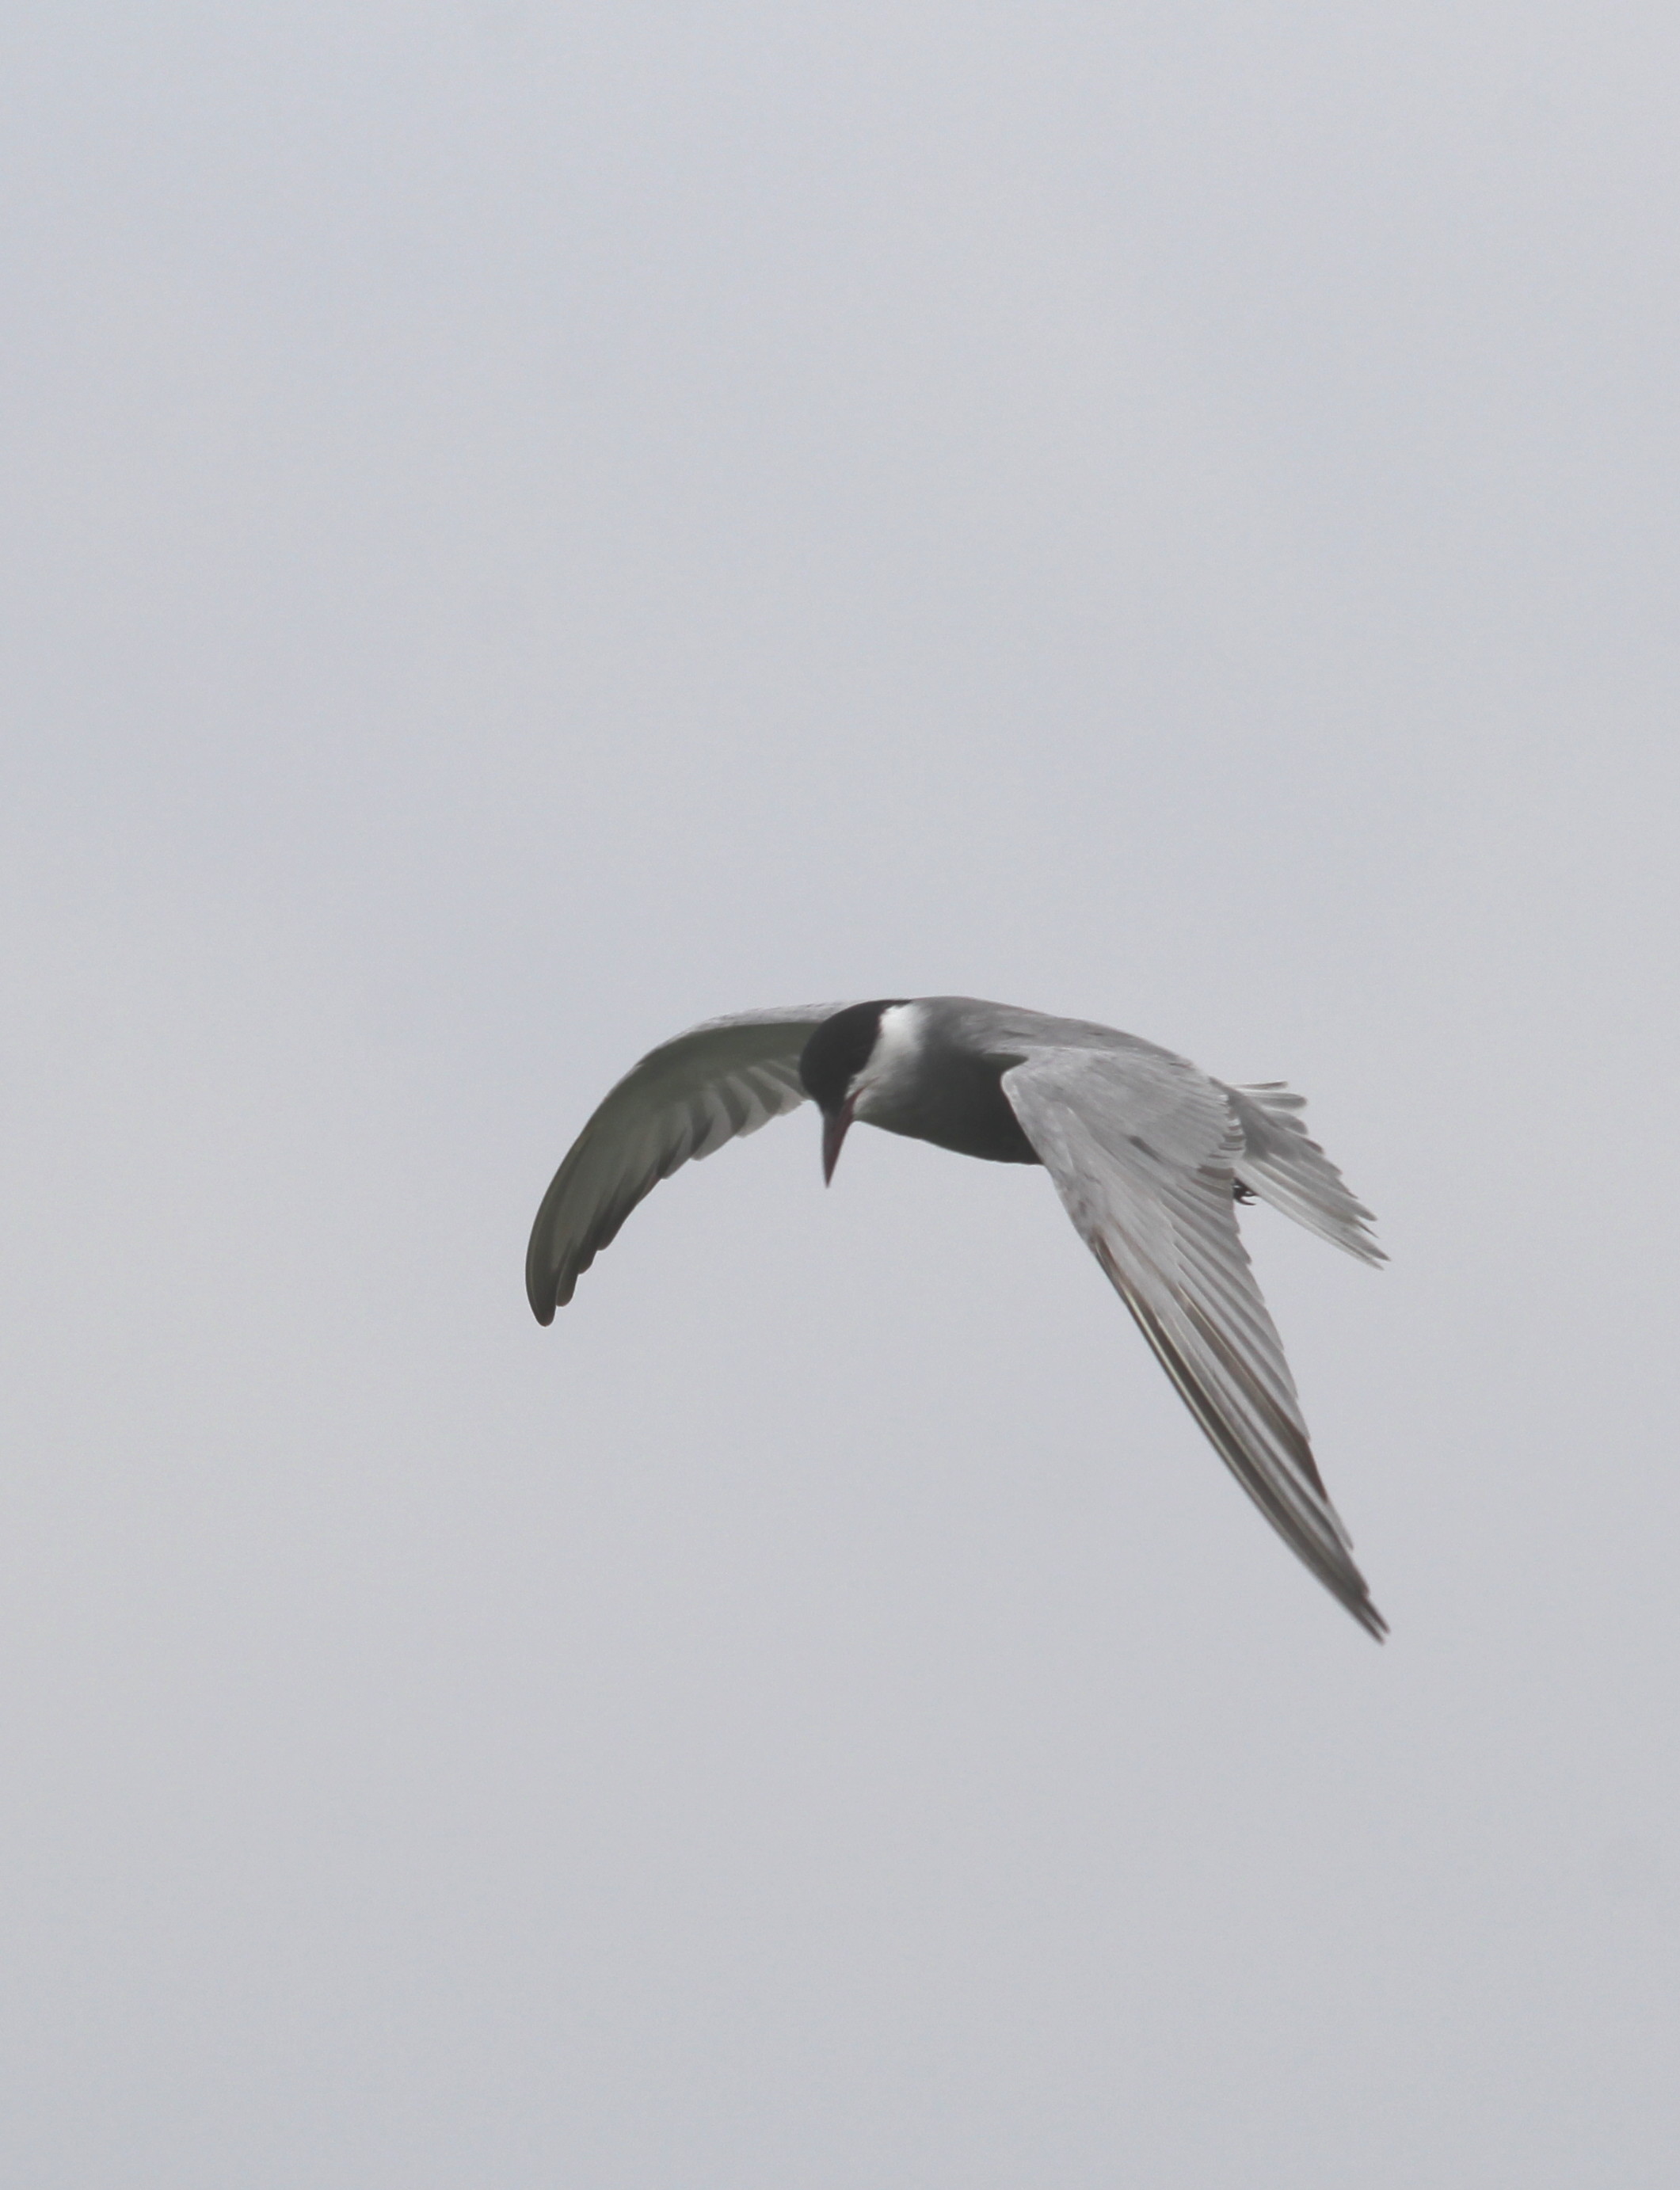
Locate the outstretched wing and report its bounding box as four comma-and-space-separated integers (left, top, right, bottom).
1003, 1047, 1385, 1637
526, 1006, 852, 1323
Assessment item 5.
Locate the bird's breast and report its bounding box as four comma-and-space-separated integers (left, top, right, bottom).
867, 1052, 1042, 1165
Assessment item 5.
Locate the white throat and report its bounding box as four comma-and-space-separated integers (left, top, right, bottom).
851, 1001, 925, 1120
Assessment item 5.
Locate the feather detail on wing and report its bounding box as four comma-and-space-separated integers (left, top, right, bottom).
1222, 1081, 1386, 1266
526, 1006, 852, 1322
1003, 1050, 1385, 1638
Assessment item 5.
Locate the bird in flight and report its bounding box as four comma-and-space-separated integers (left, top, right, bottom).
527, 999, 1387, 1636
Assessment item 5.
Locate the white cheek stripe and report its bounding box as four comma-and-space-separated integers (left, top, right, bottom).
852, 1001, 924, 1114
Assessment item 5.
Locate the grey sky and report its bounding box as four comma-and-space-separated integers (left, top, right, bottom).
3, 5, 1676, 2184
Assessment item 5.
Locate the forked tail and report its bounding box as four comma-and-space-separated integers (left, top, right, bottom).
1224, 1082, 1385, 1266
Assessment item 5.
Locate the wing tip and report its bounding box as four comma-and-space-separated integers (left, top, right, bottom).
1328, 1535, 1388, 1640
525, 1251, 568, 1325
1350, 1592, 1389, 1642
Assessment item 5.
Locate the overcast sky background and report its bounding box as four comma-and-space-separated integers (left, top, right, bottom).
3, 6, 1677, 2184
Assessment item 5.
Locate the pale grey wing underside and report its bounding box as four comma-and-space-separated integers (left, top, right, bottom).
1002, 1049, 1385, 1637
526, 1005, 853, 1323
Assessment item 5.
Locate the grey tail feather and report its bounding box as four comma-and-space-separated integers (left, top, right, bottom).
1224, 1082, 1386, 1267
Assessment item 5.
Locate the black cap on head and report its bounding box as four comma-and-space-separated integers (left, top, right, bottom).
798, 1000, 908, 1112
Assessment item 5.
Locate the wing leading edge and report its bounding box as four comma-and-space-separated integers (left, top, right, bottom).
525, 1005, 853, 1322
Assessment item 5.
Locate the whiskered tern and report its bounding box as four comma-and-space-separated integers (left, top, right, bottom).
527, 998, 1386, 1636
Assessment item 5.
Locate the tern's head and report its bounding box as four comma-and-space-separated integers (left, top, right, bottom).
799, 1000, 914, 1182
